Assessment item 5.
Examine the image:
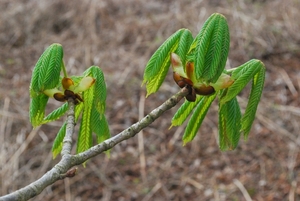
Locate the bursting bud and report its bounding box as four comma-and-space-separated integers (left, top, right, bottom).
210, 73, 234, 91
74, 76, 95, 93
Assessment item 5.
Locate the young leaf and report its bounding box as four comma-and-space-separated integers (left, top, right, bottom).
171, 96, 203, 127
188, 13, 230, 82
91, 111, 110, 144
29, 94, 49, 127
218, 97, 241, 151
182, 93, 217, 145
52, 123, 66, 159
76, 85, 94, 154
241, 66, 265, 138
143, 29, 191, 96
83, 66, 107, 114
42, 103, 68, 124
30, 43, 63, 97
175, 29, 194, 67
220, 59, 263, 104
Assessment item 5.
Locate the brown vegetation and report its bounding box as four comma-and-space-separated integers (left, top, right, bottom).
0, 0, 300, 200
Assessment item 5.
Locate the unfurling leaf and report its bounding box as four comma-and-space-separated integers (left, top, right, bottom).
218, 97, 241, 150
171, 96, 203, 127
43, 103, 68, 124
30, 43, 63, 97
220, 59, 264, 104
188, 13, 230, 83
77, 83, 94, 154
29, 94, 49, 127
52, 123, 66, 159
182, 93, 217, 145
241, 65, 265, 138
83, 66, 107, 114
75, 66, 109, 154
143, 29, 193, 96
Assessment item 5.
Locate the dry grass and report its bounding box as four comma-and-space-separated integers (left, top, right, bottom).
1, 0, 300, 200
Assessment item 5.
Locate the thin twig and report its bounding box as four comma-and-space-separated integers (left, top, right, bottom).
0, 98, 10, 195
138, 90, 147, 183
233, 179, 252, 201
61, 98, 76, 156
0, 87, 189, 201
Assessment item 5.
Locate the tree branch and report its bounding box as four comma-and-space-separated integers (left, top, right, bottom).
0, 87, 189, 201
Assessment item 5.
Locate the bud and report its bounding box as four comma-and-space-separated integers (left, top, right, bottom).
194, 84, 215, 95
171, 53, 186, 77
53, 93, 66, 102
43, 88, 64, 98
62, 77, 74, 90
74, 76, 96, 93
210, 73, 234, 91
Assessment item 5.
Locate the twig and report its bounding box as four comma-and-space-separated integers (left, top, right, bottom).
141, 182, 162, 201
233, 179, 252, 201
61, 98, 76, 156
0, 98, 10, 195
138, 91, 147, 183
0, 87, 189, 201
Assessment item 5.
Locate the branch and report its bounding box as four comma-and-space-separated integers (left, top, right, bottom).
0, 87, 189, 201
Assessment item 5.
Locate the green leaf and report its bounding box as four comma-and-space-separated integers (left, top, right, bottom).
143, 29, 189, 96
171, 96, 203, 127
42, 103, 68, 124
218, 97, 241, 151
241, 65, 265, 138
76, 85, 94, 154
52, 122, 66, 159
91, 111, 110, 144
175, 29, 194, 67
29, 94, 49, 127
30, 43, 63, 97
83, 66, 107, 114
220, 59, 263, 104
188, 13, 229, 82
182, 93, 217, 145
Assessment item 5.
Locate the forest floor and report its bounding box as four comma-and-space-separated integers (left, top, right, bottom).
1, 0, 300, 200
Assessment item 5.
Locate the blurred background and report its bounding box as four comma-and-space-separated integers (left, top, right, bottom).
0, 0, 300, 200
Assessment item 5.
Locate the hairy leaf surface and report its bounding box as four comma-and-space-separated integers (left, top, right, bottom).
92, 112, 110, 144
52, 123, 66, 158
77, 86, 94, 154
143, 29, 189, 96
182, 93, 217, 145
175, 29, 194, 67
43, 103, 68, 124
188, 13, 229, 82
30, 94, 49, 127
241, 66, 265, 138
218, 97, 241, 150
220, 59, 263, 104
30, 43, 63, 97
171, 96, 203, 127
83, 66, 107, 114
